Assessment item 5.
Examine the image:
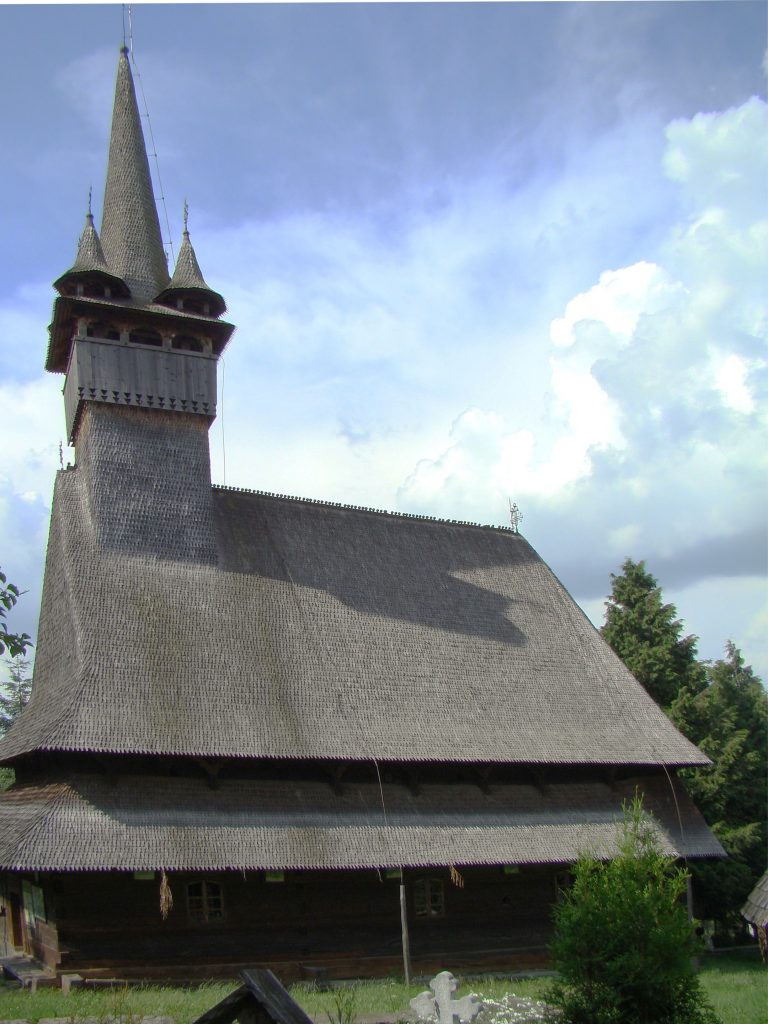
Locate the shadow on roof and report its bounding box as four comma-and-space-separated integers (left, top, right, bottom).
213, 490, 537, 645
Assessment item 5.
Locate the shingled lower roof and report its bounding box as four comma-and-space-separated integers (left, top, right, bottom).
0, 773, 724, 871
0, 470, 708, 766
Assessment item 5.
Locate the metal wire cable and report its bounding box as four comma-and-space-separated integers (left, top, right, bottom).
126, 8, 175, 268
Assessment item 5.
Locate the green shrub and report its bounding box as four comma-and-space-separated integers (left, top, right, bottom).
549, 796, 721, 1024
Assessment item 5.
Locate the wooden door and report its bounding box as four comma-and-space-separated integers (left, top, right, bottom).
8, 893, 23, 950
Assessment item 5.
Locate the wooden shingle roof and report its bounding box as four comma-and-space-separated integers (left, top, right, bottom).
70, 212, 110, 274
0, 773, 724, 871
167, 229, 215, 291
742, 870, 768, 928
0, 469, 709, 768
99, 46, 169, 304
156, 227, 227, 317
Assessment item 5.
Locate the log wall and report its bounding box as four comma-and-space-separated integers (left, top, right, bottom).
48, 865, 561, 977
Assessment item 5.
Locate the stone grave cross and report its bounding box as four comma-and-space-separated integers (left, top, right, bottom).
410, 971, 481, 1024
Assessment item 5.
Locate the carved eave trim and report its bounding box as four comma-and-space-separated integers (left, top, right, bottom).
53, 267, 130, 300
155, 284, 227, 319
527, 766, 549, 795
194, 757, 224, 789
473, 765, 494, 795
324, 762, 349, 795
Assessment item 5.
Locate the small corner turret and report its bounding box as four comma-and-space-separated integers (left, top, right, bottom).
155, 204, 227, 319
53, 200, 130, 303
47, 44, 234, 446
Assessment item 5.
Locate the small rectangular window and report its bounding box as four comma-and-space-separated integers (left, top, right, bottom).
186, 881, 224, 923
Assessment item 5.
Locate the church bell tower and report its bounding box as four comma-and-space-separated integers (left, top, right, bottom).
47, 46, 234, 562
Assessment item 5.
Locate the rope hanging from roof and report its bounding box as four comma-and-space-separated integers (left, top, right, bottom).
449, 865, 465, 889
159, 868, 173, 920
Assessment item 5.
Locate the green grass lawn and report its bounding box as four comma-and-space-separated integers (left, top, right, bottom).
0, 951, 764, 1024
697, 949, 768, 1024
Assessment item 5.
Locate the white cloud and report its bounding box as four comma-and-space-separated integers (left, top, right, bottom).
714, 353, 755, 413
0, 377, 67, 497
0, 375, 67, 659
3, 76, 766, 680
396, 96, 767, 631
54, 48, 115, 133
199, 96, 768, 627
663, 96, 767, 224
549, 261, 674, 349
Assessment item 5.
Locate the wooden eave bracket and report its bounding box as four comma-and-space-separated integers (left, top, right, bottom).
527, 766, 548, 795
474, 765, 493, 794
92, 755, 119, 787
325, 762, 348, 795
194, 757, 223, 789
404, 765, 420, 796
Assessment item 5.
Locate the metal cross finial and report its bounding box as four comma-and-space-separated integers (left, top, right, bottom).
87, 185, 93, 216
183, 199, 189, 234
509, 499, 523, 534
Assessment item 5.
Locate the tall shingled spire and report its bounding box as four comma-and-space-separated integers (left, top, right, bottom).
99, 46, 169, 304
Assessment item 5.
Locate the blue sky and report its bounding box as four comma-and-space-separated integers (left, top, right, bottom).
1, 2, 766, 681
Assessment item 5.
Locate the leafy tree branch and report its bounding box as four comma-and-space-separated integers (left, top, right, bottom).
0, 569, 32, 659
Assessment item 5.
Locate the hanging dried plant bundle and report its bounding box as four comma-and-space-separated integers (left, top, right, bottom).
159, 868, 173, 919
449, 864, 465, 888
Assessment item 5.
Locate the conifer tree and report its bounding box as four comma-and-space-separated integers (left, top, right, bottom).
0, 655, 31, 791
671, 643, 768, 933
0, 656, 32, 734
601, 559, 705, 707
550, 797, 719, 1024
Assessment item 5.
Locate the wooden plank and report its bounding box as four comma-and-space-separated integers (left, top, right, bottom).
399, 883, 411, 987
190, 984, 249, 1024
240, 969, 315, 1024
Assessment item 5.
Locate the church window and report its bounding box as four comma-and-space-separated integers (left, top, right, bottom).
129, 327, 163, 347
186, 881, 224, 923
414, 878, 445, 918
86, 321, 120, 341
172, 334, 204, 353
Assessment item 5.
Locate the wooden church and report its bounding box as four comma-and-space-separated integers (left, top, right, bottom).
0, 46, 723, 981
